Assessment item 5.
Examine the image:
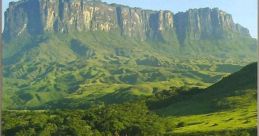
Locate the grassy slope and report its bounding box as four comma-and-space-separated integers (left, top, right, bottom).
2, 63, 257, 136
156, 63, 257, 134
3, 32, 256, 109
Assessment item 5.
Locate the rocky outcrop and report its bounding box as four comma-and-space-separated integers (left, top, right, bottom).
174, 8, 250, 42
3, 0, 251, 42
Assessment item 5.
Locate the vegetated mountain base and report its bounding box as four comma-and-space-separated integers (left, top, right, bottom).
3, 63, 257, 136
3, 0, 256, 110
3, 32, 255, 110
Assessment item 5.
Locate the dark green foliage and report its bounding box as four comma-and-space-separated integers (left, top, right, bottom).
3, 102, 164, 136
70, 39, 95, 57
147, 86, 204, 110
176, 122, 186, 128
18, 93, 33, 102
82, 102, 163, 135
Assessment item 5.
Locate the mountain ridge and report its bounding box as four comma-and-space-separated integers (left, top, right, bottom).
4, 0, 251, 42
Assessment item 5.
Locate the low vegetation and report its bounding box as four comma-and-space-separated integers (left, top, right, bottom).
3, 63, 257, 136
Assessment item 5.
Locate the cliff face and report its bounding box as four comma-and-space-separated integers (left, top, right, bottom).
4, 0, 174, 40
3, 0, 250, 42
174, 8, 250, 42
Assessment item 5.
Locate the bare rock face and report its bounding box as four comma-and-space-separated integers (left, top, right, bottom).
3, 0, 251, 42
4, 0, 44, 38
174, 8, 250, 42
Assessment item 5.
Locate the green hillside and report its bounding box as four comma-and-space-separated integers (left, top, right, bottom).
3, 63, 257, 135
3, 32, 256, 109
153, 62, 257, 134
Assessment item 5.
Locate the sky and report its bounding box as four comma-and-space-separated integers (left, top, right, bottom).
3, 0, 258, 38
